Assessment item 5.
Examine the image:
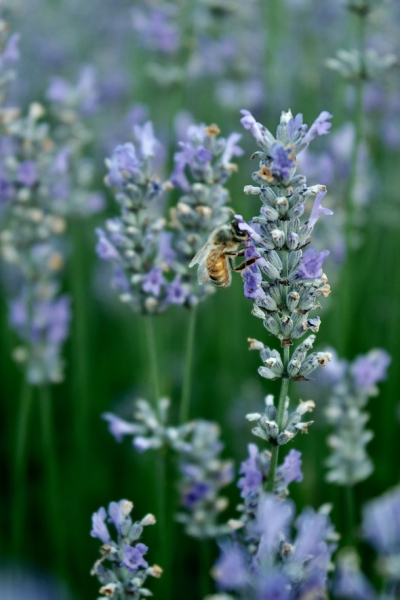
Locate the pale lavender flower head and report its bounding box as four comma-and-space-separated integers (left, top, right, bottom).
307, 188, 333, 228
350, 349, 391, 391
120, 543, 148, 573
90, 507, 111, 544
102, 412, 140, 443
304, 111, 333, 144
333, 552, 376, 600
240, 109, 264, 143
238, 443, 262, 498
255, 495, 293, 556
46, 77, 70, 104
2, 33, 20, 66
106, 143, 140, 188
213, 544, 248, 590
142, 268, 165, 297
270, 142, 296, 180
221, 132, 244, 164
133, 121, 159, 158
95, 229, 121, 261
0, 169, 14, 203
279, 449, 303, 485
362, 486, 400, 555
183, 481, 210, 509
10, 295, 71, 345
158, 232, 176, 266
242, 262, 265, 301
297, 248, 329, 279
17, 161, 38, 187
166, 275, 187, 305
108, 500, 130, 534
256, 572, 291, 600
234, 214, 263, 244
293, 508, 333, 570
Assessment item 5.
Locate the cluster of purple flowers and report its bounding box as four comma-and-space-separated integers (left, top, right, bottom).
0, 23, 72, 384
321, 348, 391, 485
90, 499, 162, 599
0, 17, 104, 384
95, 122, 184, 314
231, 109, 334, 471
211, 493, 338, 600
103, 398, 234, 539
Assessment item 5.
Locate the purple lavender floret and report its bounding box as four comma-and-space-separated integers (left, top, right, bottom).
95, 228, 121, 261
304, 111, 333, 143
307, 188, 333, 228
333, 551, 376, 600
106, 142, 140, 188
213, 544, 248, 590
102, 412, 141, 442
166, 275, 187, 305
269, 142, 296, 180
16, 161, 38, 187
362, 486, 400, 556
278, 449, 303, 485
1, 32, 20, 67
90, 507, 111, 544
297, 247, 329, 280
120, 543, 149, 573
183, 481, 210, 509
350, 349, 391, 391
238, 443, 263, 498
142, 268, 166, 297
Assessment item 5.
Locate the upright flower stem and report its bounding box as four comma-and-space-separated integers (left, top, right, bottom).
12, 380, 33, 553
179, 306, 197, 424
70, 219, 89, 456
266, 346, 290, 493
345, 484, 356, 545
143, 314, 170, 597
39, 384, 64, 576
144, 315, 161, 407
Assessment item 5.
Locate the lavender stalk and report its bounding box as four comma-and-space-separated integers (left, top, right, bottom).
237, 108, 334, 493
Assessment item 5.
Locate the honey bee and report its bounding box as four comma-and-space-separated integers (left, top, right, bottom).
189, 219, 256, 288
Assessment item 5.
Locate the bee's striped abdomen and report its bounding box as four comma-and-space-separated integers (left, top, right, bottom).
207, 253, 231, 288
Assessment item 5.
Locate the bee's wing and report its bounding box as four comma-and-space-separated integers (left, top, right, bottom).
189, 241, 211, 268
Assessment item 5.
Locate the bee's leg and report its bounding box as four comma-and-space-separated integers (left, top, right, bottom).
225, 249, 246, 257
229, 257, 258, 272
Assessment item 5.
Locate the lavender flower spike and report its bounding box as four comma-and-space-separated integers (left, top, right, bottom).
238, 108, 333, 494
91, 500, 161, 597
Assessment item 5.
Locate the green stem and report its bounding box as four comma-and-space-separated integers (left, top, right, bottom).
39, 385, 63, 575
71, 220, 90, 452
179, 307, 197, 424
266, 346, 290, 493
200, 539, 212, 598
144, 315, 161, 406
12, 380, 33, 553
345, 484, 356, 545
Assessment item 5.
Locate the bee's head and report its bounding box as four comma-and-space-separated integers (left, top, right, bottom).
231, 219, 248, 243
